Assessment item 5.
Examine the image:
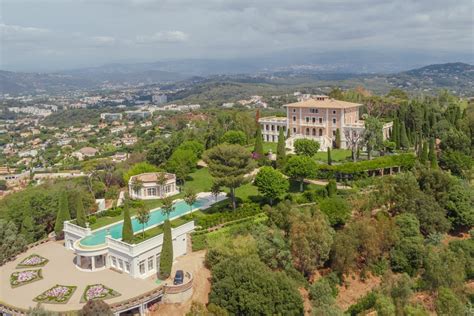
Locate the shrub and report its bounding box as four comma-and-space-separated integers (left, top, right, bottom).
435, 287, 465, 316
319, 197, 350, 226
346, 291, 377, 316
88, 216, 97, 225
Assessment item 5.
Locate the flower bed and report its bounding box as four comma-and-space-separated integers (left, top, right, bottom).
81, 284, 121, 302
34, 285, 77, 304
16, 254, 49, 268
10, 269, 43, 288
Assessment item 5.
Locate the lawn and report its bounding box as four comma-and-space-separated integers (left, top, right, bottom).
313, 149, 352, 163
245, 142, 278, 154
90, 166, 259, 229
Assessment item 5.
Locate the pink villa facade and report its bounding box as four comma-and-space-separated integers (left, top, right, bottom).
259, 95, 392, 151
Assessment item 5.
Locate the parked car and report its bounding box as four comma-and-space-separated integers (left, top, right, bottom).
173, 270, 184, 285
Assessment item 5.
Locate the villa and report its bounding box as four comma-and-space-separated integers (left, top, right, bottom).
63, 192, 226, 279
128, 172, 178, 200
259, 95, 393, 151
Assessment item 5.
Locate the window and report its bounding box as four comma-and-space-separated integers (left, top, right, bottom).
319, 129, 323, 136
139, 260, 145, 274
125, 262, 130, 273
293, 127, 296, 133
332, 110, 337, 114
147, 187, 157, 196
265, 124, 269, 131
293, 109, 296, 113
333, 118, 337, 124
312, 117, 316, 123
333, 130, 336, 136
312, 128, 316, 136
319, 117, 323, 124
277, 126, 280, 131
118, 259, 124, 270
306, 128, 310, 135
305, 117, 310, 123
148, 256, 154, 271
271, 125, 274, 131
292, 116, 296, 122
111, 256, 117, 267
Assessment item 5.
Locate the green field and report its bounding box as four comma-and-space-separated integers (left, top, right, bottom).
313, 149, 352, 163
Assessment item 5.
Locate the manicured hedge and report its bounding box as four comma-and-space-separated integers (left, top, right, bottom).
190, 203, 262, 230
317, 154, 416, 180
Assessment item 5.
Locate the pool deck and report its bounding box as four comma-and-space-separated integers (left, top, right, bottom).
0, 241, 158, 312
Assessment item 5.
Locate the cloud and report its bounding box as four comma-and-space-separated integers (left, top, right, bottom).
136, 31, 189, 43
91, 36, 116, 45
0, 23, 51, 42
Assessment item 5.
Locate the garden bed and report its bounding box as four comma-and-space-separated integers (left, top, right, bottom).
16, 254, 49, 268
80, 284, 121, 302
34, 285, 77, 304
10, 269, 43, 288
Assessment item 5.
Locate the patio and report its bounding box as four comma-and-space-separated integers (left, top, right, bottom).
0, 241, 157, 312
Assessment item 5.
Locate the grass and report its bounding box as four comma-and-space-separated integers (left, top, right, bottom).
130, 216, 193, 244
245, 142, 278, 154
90, 166, 258, 230
313, 149, 352, 163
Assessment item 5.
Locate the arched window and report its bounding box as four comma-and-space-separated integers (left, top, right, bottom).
319, 129, 323, 136
306, 128, 310, 135
312, 128, 316, 136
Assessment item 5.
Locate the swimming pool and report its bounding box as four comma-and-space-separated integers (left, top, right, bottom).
79, 198, 208, 246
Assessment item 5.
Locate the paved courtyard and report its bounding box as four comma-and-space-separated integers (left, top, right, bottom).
0, 241, 157, 312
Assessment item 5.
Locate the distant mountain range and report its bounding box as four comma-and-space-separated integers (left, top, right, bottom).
0, 61, 472, 96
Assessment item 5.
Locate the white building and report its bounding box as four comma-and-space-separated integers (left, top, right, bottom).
100, 113, 123, 122
129, 172, 178, 200
62, 193, 227, 279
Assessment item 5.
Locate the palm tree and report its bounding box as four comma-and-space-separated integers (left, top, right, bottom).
161, 196, 175, 219
136, 206, 150, 239
183, 188, 197, 212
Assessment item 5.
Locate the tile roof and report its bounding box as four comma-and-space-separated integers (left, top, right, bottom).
284, 98, 362, 109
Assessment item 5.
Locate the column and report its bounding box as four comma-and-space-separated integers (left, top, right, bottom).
76, 255, 81, 268
91, 256, 96, 271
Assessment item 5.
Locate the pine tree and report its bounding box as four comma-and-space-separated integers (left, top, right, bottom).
428, 138, 438, 169
159, 219, 173, 279
399, 121, 410, 149
74, 194, 87, 228
121, 205, 133, 243
254, 125, 264, 160
54, 191, 71, 239
420, 140, 429, 164
276, 128, 286, 169
327, 147, 332, 165
335, 128, 341, 149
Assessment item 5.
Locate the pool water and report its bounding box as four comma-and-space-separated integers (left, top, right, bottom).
80, 198, 207, 246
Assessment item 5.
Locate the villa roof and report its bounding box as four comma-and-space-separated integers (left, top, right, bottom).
130, 172, 175, 183
284, 98, 362, 109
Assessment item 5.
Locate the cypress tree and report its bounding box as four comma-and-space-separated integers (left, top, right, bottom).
326, 179, 337, 197
54, 191, 71, 239
254, 125, 264, 160
121, 205, 133, 243
276, 128, 286, 169
399, 121, 410, 149
21, 210, 35, 243
428, 138, 438, 169
159, 219, 173, 279
74, 194, 87, 228
335, 128, 341, 149
392, 118, 400, 149
327, 147, 332, 165
420, 141, 428, 164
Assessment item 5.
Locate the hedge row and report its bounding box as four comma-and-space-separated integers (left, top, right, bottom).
186, 203, 262, 230
317, 153, 416, 176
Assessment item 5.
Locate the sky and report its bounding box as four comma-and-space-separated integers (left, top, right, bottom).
1, 0, 473, 72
